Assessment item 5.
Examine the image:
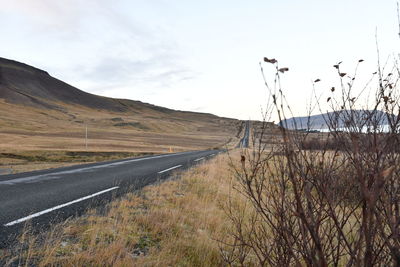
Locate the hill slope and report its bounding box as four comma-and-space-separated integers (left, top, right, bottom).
0, 57, 218, 117
0, 57, 240, 157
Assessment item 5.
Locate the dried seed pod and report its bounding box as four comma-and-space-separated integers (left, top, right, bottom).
383, 96, 389, 103
263, 57, 277, 64
278, 67, 289, 73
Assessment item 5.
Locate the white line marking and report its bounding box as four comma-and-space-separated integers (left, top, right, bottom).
158, 165, 182, 174
4, 186, 119, 227
194, 157, 205, 162
0, 151, 193, 185
209, 153, 216, 157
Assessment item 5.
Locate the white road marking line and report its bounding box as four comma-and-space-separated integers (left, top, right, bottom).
4, 186, 119, 227
194, 157, 205, 162
158, 165, 182, 174
0, 151, 193, 185
209, 153, 216, 157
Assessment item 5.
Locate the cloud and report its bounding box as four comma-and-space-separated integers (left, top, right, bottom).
2, 0, 164, 42
2, 0, 87, 31
1, 0, 195, 95
76, 54, 194, 95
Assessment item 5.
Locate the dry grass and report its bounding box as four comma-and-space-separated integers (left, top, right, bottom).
0, 100, 241, 172
0, 100, 239, 153
1, 152, 246, 266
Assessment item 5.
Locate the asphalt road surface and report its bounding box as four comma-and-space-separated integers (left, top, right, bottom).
237, 121, 250, 148
0, 149, 223, 247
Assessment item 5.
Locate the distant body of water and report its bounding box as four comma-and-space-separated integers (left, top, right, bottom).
313, 124, 392, 133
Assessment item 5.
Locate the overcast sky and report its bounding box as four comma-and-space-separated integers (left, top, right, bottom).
0, 0, 399, 120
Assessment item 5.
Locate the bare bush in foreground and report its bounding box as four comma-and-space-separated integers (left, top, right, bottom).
220, 56, 400, 266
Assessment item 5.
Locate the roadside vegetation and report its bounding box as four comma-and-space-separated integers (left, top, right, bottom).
0, 152, 248, 266
218, 48, 400, 265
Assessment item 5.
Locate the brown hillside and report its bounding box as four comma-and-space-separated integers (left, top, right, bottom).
0, 57, 216, 117
0, 57, 241, 173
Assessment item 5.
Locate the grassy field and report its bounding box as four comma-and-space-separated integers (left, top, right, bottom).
0, 100, 241, 173
0, 151, 248, 266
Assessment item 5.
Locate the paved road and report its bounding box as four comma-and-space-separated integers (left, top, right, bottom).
0, 149, 222, 247
237, 121, 250, 148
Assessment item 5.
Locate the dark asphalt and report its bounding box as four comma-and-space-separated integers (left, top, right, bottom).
237, 121, 250, 148
0, 149, 222, 247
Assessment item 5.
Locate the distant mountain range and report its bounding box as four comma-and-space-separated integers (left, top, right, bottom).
280, 110, 391, 130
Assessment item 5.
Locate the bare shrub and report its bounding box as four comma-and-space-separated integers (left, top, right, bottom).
299, 135, 348, 151
220, 54, 400, 266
